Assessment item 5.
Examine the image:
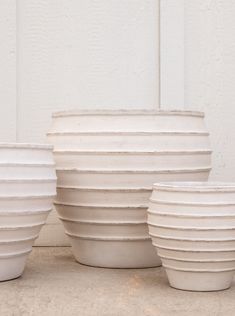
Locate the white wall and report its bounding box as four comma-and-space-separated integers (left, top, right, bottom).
185, 0, 235, 181
0, 0, 159, 245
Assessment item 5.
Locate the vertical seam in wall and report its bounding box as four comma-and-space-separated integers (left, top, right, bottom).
158, 0, 161, 110
15, 0, 19, 142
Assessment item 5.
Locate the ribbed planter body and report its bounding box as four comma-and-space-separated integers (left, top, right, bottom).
0, 144, 56, 281
48, 110, 211, 268
148, 182, 235, 291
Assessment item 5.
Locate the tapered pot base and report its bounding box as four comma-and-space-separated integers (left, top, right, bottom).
69, 237, 161, 268
165, 268, 234, 292
0, 254, 28, 282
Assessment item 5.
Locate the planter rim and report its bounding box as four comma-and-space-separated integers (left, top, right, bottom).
153, 182, 235, 192
0, 143, 53, 150
52, 109, 204, 118
56, 167, 211, 174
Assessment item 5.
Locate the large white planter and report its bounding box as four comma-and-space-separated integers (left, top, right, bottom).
48, 110, 212, 268
148, 182, 235, 291
0, 143, 56, 281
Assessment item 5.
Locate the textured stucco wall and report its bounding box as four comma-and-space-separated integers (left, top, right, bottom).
185, 0, 235, 180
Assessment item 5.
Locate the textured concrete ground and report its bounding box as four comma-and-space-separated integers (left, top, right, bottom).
0, 247, 235, 316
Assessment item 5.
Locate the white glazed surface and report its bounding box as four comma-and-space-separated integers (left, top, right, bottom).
56, 168, 210, 188
0, 143, 55, 280
53, 150, 212, 170
50, 111, 211, 268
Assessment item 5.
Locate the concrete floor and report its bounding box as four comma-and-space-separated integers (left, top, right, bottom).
1, 248, 235, 316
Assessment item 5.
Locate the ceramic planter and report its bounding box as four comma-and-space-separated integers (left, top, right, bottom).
148, 182, 235, 291
0, 143, 56, 281
48, 110, 212, 268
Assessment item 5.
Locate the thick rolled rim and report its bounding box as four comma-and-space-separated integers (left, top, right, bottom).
0, 143, 53, 150
153, 182, 235, 192
52, 109, 205, 118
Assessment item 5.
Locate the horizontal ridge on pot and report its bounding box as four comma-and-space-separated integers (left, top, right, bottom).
47, 131, 210, 151
0, 143, 54, 165
60, 217, 149, 238
50, 110, 211, 268
0, 222, 45, 240
0, 163, 56, 179
53, 149, 212, 169
56, 167, 211, 188
55, 203, 147, 222
0, 194, 55, 212
147, 211, 235, 227
0, 209, 51, 225
148, 223, 235, 238
50, 110, 205, 132
56, 186, 151, 206
0, 235, 38, 254
0, 179, 56, 195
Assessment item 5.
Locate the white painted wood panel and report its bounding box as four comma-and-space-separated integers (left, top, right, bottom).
160, 0, 184, 109
185, 1, 235, 182
15, 0, 160, 245
0, 0, 16, 141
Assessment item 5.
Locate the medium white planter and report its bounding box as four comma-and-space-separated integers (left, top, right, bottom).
0, 143, 56, 281
148, 182, 235, 291
49, 110, 212, 268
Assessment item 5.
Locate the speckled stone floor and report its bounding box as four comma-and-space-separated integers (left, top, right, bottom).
1, 247, 235, 316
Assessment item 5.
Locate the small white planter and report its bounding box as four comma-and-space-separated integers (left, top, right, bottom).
50, 110, 211, 268
0, 143, 56, 281
148, 182, 235, 291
